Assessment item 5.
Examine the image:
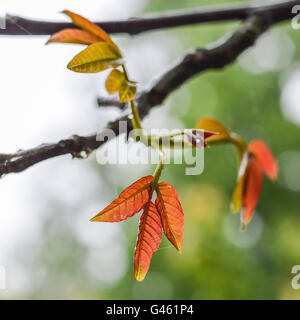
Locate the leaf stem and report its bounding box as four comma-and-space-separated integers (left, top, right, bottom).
130, 100, 142, 129
121, 64, 142, 130
230, 133, 248, 162
152, 154, 165, 191
121, 64, 129, 80
206, 133, 248, 164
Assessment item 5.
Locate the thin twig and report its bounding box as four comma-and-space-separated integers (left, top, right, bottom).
0, 1, 296, 36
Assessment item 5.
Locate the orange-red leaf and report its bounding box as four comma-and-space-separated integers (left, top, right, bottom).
90, 175, 153, 222
46, 28, 101, 45
248, 140, 278, 180
62, 10, 121, 55
134, 201, 162, 282
62, 10, 112, 43
155, 182, 184, 252
241, 156, 263, 225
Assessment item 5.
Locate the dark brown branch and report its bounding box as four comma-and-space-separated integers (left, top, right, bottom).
0, 0, 296, 176
0, 0, 297, 36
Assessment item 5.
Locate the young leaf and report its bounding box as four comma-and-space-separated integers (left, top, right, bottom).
67, 42, 122, 73
155, 182, 184, 252
62, 10, 112, 44
62, 10, 121, 56
231, 152, 250, 213
105, 69, 125, 94
248, 140, 278, 180
196, 117, 247, 157
241, 157, 263, 225
196, 117, 230, 142
134, 201, 162, 282
119, 81, 137, 103
90, 175, 154, 222
46, 28, 101, 45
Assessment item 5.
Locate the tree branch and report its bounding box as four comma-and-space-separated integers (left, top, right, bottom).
0, 0, 297, 36
0, 0, 296, 176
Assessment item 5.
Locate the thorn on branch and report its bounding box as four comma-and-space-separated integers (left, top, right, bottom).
97, 97, 126, 109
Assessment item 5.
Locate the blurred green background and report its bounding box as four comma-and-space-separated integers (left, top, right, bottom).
1, 0, 300, 300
